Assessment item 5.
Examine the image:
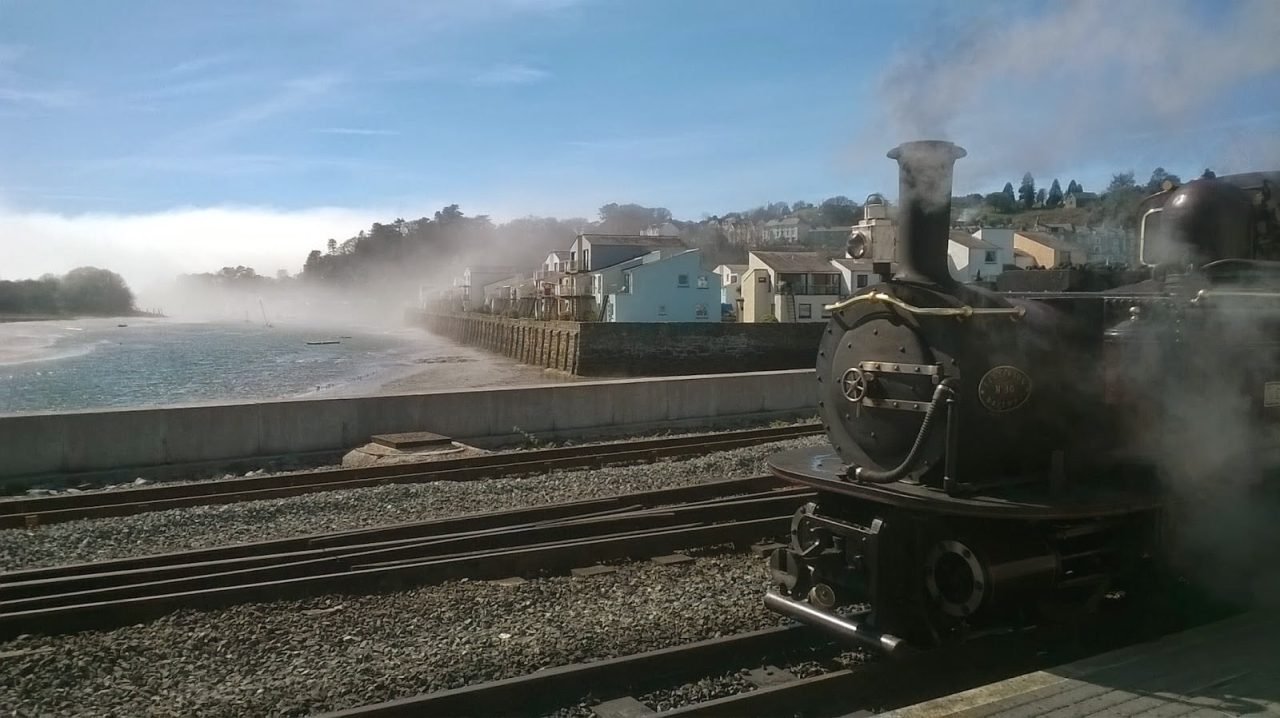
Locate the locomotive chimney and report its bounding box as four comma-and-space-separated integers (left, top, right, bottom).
887, 140, 967, 286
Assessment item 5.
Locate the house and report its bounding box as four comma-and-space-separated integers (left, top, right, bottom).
597, 249, 718, 322
763, 217, 810, 244
829, 258, 881, 294
807, 226, 854, 248
741, 251, 843, 323
481, 275, 522, 314
1063, 191, 1098, 208
713, 263, 747, 317
537, 250, 571, 278
640, 222, 681, 237
460, 265, 516, 312
948, 228, 1014, 282
717, 217, 765, 247
1014, 231, 1089, 268
556, 233, 688, 320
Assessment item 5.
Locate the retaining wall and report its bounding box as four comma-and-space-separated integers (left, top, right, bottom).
415, 311, 824, 376
0, 370, 818, 484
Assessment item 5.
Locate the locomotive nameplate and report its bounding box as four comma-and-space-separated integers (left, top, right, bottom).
978, 365, 1032, 413
1266, 382, 1280, 408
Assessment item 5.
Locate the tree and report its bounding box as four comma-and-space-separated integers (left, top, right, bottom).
1106, 172, 1137, 194
326, 238, 337, 254
1202, 168, 1216, 179
792, 200, 814, 211
819, 196, 861, 226
985, 191, 1017, 213
1018, 172, 1036, 209
1046, 179, 1063, 208
1002, 182, 1016, 203
1066, 180, 1082, 195
597, 203, 672, 233
1035, 188, 1047, 207
58, 267, 135, 315
1146, 167, 1182, 193
434, 204, 465, 224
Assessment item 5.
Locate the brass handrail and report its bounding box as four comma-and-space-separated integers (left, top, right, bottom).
1191, 289, 1280, 305
824, 291, 1027, 319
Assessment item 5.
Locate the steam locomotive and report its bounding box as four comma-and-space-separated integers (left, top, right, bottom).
764, 140, 1280, 652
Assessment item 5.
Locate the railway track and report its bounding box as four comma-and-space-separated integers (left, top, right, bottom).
0, 422, 822, 528
0, 476, 811, 639
316, 621, 1055, 718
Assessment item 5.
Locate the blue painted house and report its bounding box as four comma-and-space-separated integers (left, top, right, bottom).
596, 249, 718, 322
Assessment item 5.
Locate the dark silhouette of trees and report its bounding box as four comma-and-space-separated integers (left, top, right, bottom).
1018, 172, 1036, 209
1047, 179, 1063, 208
1067, 179, 1082, 194
1145, 167, 1182, 193
1002, 182, 1016, 203
0, 267, 136, 316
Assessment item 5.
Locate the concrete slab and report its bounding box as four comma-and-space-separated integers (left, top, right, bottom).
883, 611, 1280, 718
570, 565, 617, 578
649, 553, 694, 565
370, 431, 452, 450
592, 696, 655, 718
745, 665, 797, 688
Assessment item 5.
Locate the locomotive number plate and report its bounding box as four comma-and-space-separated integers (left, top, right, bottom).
1266, 382, 1280, 408
978, 365, 1032, 413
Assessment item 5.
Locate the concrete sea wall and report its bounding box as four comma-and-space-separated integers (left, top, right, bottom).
414, 311, 824, 376
0, 370, 818, 485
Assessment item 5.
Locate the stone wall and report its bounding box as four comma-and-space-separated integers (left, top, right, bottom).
413, 311, 824, 376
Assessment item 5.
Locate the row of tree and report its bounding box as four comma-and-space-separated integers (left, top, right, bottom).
0, 267, 136, 317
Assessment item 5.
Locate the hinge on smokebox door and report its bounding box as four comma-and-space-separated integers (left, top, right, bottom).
842, 361, 946, 417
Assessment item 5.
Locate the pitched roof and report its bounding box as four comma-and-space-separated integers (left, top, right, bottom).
949, 230, 998, 250
829, 258, 876, 271
1015, 231, 1086, 253
751, 251, 840, 274
715, 263, 747, 274
546, 250, 571, 259
579, 233, 686, 248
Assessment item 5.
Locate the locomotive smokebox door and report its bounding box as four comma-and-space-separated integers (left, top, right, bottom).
820, 288, 960, 484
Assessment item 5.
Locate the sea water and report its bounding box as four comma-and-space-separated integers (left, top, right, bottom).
0, 319, 490, 414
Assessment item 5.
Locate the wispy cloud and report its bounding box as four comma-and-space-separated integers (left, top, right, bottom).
0, 43, 80, 109
472, 62, 550, 86
0, 86, 80, 109
156, 73, 344, 150
315, 127, 400, 136
166, 53, 237, 77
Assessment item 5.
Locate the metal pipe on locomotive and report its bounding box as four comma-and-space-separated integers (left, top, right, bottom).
764, 140, 1280, 652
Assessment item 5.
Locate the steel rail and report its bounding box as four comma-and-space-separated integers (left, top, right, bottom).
0, 514, 792, 640
0, 491, 811, 608
0, 475, 783, 585
315, 626, 814, 718
0, 423, 821, 528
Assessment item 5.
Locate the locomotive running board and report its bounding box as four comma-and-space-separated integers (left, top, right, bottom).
764, 592, 908, 656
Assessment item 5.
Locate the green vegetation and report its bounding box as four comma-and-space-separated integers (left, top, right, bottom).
0, 267, 137, 318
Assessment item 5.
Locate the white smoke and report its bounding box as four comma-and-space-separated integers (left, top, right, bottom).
853, 0, 1280, 186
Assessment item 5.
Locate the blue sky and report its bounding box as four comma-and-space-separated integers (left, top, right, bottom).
1, 0, 1277, 286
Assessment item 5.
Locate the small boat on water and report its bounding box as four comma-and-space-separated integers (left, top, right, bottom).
117, 324, 128, 328
306, 340, 341, 346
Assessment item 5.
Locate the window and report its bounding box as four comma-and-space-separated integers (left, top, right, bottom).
697, 275, 708, 289
821, 306, 832, 319
757, 275, 768, 283
657, 304, 668, 316
621, 273, 631, 293
856, 274, 869, 288
729, 274, 738, 284
677, 273, 690, 287
695, 303, 708, 319
799, 303, 812, 319
984, 250, 997, 263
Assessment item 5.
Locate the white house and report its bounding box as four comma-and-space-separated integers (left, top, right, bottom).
741, 251, 842, 323
713, 263, 747, 317
640, 222, 681, 237
460, 265, 516, 312
948, 231, 999, 282
829, 258, 880, 294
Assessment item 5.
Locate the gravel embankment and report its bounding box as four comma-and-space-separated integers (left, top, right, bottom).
0, 436, 824, 572
0, 552, 781, 717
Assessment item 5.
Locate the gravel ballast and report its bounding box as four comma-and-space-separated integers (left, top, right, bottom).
0, 436, 824, 572
0, 552, 781, 717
